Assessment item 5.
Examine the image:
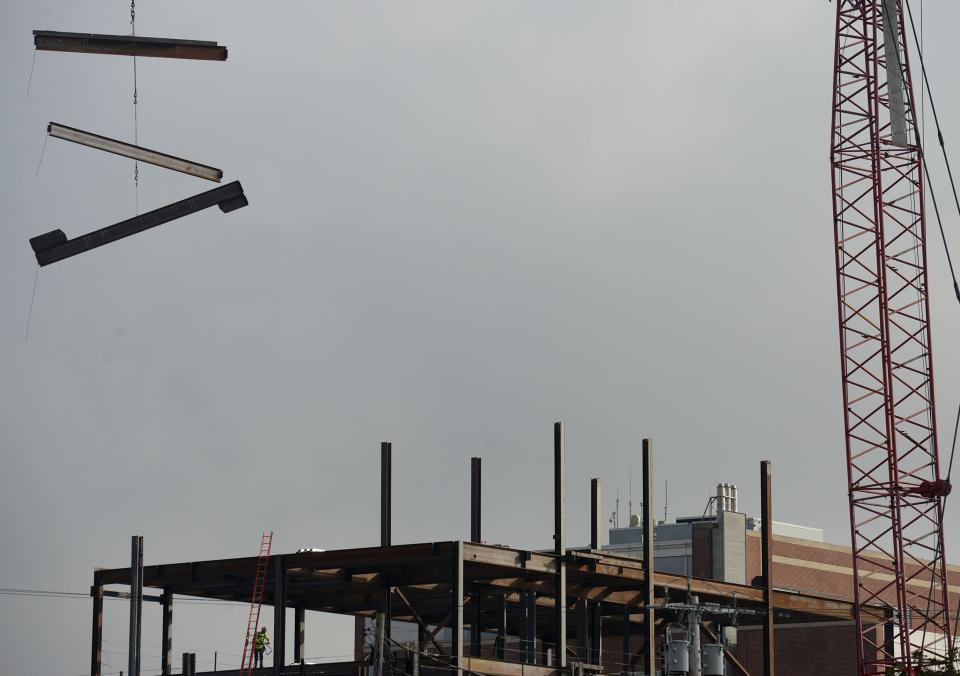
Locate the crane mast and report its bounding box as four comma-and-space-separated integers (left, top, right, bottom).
830, 0, 952, 672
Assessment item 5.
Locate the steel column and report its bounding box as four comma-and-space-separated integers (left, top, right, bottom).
641, 439, 655, 676
471, 584, 482, 657
453, 541, 464, 676
129, 535, 142, 676
589, 601, 602, 666
274, 556, 286, 673
471, 457, 482, 543
622, 604, 631, 672
553, 422, 566, 668
381, 443, 392, 547
590, 478, 602, 550
496, 592, 507, 660
381, 441, 392, 653
575, 599, 588, 661
90, 570, 103, 676
760, 461, 775, 676
161, 587, 173, 676
294, 602, 305, 664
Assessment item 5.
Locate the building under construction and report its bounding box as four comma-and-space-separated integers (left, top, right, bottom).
88, 430, 948, 676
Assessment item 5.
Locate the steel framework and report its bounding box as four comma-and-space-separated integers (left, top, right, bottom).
830, 0, 952, 672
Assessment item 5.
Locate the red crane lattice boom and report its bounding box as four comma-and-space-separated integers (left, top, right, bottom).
830, 0, 952, 672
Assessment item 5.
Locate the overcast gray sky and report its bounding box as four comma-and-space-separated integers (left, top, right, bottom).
3, 2, 960, 674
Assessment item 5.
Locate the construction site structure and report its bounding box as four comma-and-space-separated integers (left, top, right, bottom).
830, 1, 953, 672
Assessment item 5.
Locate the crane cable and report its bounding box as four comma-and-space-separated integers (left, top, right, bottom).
900, 0, 960, 486
902, 0, 960, 308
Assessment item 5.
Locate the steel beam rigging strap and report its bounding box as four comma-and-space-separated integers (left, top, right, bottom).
29, 181, 247, 266
48, 123, 223, 183
33, 30, 227, 61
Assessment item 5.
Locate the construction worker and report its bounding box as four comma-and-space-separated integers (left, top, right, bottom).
255, 626, 270, 668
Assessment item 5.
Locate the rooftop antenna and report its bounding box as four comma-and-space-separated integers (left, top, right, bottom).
615, 489, 620, 528
664, 479, 669, 523
629, 467, 633, 519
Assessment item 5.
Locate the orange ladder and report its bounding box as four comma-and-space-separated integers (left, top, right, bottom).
240, 531, 273, 674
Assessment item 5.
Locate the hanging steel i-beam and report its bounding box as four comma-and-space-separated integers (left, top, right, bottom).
48, 123, 223, 182
29, 181, 247, 266
33, 31, 227, 61
830, 0, 952, 672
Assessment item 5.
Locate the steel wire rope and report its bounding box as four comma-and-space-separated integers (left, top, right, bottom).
130, 0, 140, 214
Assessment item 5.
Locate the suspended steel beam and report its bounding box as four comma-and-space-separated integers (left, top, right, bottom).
48, 123, 222, 183
33, 31, 227, 61
29, 181, 247, 266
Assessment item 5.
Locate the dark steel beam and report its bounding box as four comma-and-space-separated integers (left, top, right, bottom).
29, 181, 247, 266
294, 602, 305, 664
453, 541, 464, 676
553, 422, 566, 669
589, 600, 601, 666
575, 599, 587, 661
590, 478, 602, 550
48, 122, 223, 182
381, 443, 391, 548
495, 592, 507, 660
760, 460, 775, 676
274, 556, 286, 674
641, 439, 655, 676
161, 588, 173, 675
471, 583, 482, 657
33, 31, 227, 60
90, 571, 103, 676
471, 457, 482, 543
129, 535, 142, 676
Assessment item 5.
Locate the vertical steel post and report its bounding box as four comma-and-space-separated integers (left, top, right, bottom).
471, 457, 482, 657
294, 602, 305, 664
590, 478, 602, 550
527, 592, 538, 665
453, 541, 464, 676
622, 604, 631, 672
471, 585, 482, 658
381, 441, 392, 653
496, 592, 507, 660
354, 616, 366, 662
575, 599, 588, 661
91, 570, 103, 676
274, 556, 286, 674
136, 537, 143, 676
642, 439, 655, 676
760, 460, 775, 676
129, 536, 141, 676
381, 443, 392, 547
471, 457, 482, 543
161, 587, 173, 675
589, 601, 602, 666
554, 422, 567, 668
